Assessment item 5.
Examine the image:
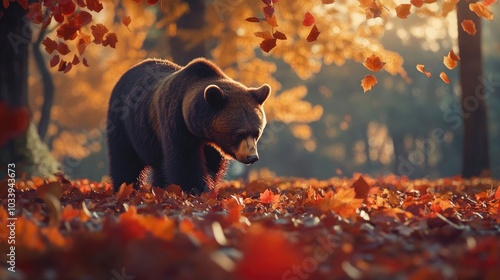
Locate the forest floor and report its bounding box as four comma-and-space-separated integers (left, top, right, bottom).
1, 174, 499, 280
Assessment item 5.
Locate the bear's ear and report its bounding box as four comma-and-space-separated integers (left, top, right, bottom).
252, 84, 271, 105
204, 85, 226, 107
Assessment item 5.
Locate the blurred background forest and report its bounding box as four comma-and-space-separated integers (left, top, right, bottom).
2, 0, 499, 182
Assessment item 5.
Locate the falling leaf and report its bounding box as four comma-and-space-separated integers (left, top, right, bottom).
361, 74, 378, 92
75, 11, 92, 26
265, 15, 278, 27
363, 54, 386, 72
440, 72, 450, 84
443, 50, 460, 70
246, 17, 261, 23
49, 55, 60, 68
303, 11, 315, 26
254, 30, 274, 40
469, 2, 494, 20
122, 16, 131, 29
396, 4, 412, 19
86, 0, 103, 12
260, 38, 277, 53
102, 33, 118, 48
77, 33, 91, 55
306, 24, 320, 42
416, 64, 432, 77
411, 0, 424, 7
273, 30, 287, 40
461, 19, 477, 35
57, 42, 71, 55
366, 1, 383, 19
72, 55, 80, 65
263, 5, 274, 18
42, 37, 58, 54
91, 23, 108, 44
60, 1, 76, 15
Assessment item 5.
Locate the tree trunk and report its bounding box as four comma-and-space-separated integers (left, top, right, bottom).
33, 28, 55, 143
169, 0, 207, 65
457, 0, 490, 177
0, 2, 59, 178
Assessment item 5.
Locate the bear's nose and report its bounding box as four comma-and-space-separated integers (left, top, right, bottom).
247, 155, 259, 164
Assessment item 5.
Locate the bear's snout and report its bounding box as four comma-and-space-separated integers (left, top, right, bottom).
246, 155, 259, 164
235, 136, 259, 165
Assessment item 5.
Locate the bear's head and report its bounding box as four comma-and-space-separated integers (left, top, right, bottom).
183, 80, 271, 165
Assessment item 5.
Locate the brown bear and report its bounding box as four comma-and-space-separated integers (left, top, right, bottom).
106, 58, 270, 194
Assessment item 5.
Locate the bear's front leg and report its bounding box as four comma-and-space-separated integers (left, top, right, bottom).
162, 144, 210, 194
204, 145, 229, 183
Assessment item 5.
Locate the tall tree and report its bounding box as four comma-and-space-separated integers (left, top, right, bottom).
0, 2, 58, 177
457, 0, 490, 177
169, 0, 207, 65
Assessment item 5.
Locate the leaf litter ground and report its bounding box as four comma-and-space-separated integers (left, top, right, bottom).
1, 174, 499, 280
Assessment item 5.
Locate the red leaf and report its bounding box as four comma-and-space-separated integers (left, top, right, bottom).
42, 37, 58, 54
440, 72, 450, 84
54, 13, 64, 23
75, 11, 92, 27
395, 4, 412, 19
86, 0, 103, 12
411, 0, 424, 7
306, 24, 320, 42
102, 33, 118, 48
273, 30, 287, 40
254, 30, 274, 40
122, 16, 131, 28
461, 19, 477, 35
58, 60, 67, 72
361, 74, 378, 92
416, 64, 431, 77
57, 42, 71, 55
147, 0, 159, 4
263, 5, 274, 18
57, 22, 79, 40
353, 176, 370, 199
303, 11, 315, 26
259, 189, 280, 204
260, 38, 277, 53
50, 55, 60, 68
83, 57, 89, 67
60, 1, 76, 15
77, 33, 91, 55
3, 0, 9, 9
76, 0, 87, 7
246, 17, 261, 23
26, 3, 43, 24
91, 24, 108, 44
72, 55, 80, 65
